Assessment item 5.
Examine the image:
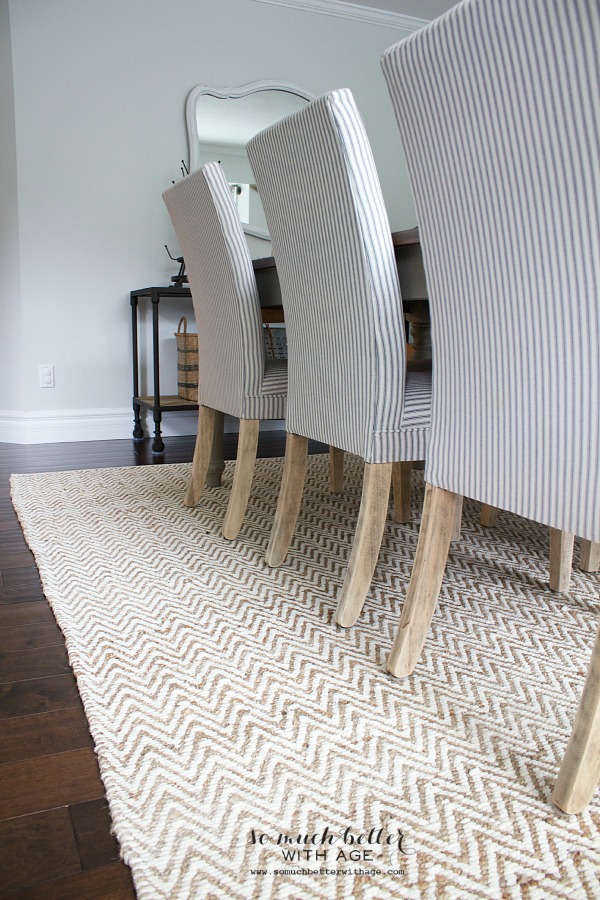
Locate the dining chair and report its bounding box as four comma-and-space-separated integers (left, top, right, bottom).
381, 0, 600, 812
247, 88, 431, 628
163, 163, 287, 540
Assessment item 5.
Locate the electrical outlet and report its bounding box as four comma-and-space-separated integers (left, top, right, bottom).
39, 364, 55, 388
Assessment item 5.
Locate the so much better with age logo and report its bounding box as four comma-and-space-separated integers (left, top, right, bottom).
249, 825, 414, 879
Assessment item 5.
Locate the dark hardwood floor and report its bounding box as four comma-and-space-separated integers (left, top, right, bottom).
0, 431, 320, 898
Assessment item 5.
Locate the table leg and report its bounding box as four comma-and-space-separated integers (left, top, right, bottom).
130, 295, 144, 440
405, 312, 432, 361
206, 410, 225, 487
151, 291, 165, 453
133, 402, 144, 441
152, 414, 165, 454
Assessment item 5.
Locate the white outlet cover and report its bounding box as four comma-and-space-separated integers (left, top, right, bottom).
39, 364, 55, 388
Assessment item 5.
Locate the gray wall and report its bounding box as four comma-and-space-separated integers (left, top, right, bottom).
0, 0, 453, 441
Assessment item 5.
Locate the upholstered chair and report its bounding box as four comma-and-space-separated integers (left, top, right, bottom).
163, 163, 287, 540
382, 0, 599, 812
247, 89, 431, 628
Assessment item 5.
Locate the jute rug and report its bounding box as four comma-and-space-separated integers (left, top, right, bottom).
10, 455, 600, 899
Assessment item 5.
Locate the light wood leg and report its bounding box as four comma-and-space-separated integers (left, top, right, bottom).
185, 406, 217, 508
581, 540, 600, 573
480, 504, 500, 527
553, 620, 600, 813
329, 446, 344, 493
222, 419, 260, 541
265, 432, 308, 567
549, 528, 575, 593
451, 495, 463, 542
206, 410, 225, 487
392, 461, 412, 524
387, 484, 461, 678
335, 463, 393, 627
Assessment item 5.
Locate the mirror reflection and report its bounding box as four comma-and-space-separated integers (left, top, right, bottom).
186, 82, 314, 246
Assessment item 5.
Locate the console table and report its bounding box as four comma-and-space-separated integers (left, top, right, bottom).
130, 286, 195, 453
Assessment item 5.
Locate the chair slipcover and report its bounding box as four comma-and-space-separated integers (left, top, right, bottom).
381, 0, 599, 542
247, 89, 430, 464
163, 162, 286, 422
382, 0, 600, 812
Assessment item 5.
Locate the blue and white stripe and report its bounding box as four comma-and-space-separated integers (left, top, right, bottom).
163, 163, 287, 421
382, 0, 600, 542
247, 89, 430, 464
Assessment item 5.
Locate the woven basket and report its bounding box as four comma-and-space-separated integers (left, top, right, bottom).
174, 317, 198, 401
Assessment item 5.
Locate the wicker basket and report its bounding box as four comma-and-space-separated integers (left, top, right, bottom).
174, 316, 198, 401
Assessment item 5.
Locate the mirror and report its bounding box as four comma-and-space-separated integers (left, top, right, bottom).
186, 81, 314, 242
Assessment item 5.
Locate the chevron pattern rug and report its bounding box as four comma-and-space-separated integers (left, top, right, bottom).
10, 456, 600, 899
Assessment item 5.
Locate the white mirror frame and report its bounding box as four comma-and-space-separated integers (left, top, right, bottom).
186, 80, 315, 240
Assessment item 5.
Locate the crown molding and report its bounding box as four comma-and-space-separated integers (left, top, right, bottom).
251, 0, 429, 33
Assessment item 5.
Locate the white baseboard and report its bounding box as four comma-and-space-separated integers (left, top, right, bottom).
0, 408, 137, 444
0, 408, 284, 444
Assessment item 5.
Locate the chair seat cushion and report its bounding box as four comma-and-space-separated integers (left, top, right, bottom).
242, 358, 287, 420
368, 368, 431, 464
401, 369, 432, 429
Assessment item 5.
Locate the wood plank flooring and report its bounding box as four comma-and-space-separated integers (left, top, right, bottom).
0, 431, 318, 898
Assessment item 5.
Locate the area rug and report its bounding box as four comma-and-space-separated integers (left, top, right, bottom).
10, 456, 600, 899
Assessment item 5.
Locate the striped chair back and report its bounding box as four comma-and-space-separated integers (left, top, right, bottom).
247, 89, 409, 464
163, 163, 265, 419
382, 0, 600, 542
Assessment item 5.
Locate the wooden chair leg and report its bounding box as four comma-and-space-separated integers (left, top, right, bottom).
553, 620, 600, 813
392, 461, 411, 524
480, 504, 500, 527
329, 446, 344, 493
185, 406, 217, 508
265, 432, 308, 567
581, 540, 600, 573
451, 495, 463, 542
222, 419, 260, 541
549, 528, 575, 593
206, 410, 225, 487
387, 484, 461, 678
335, 463, 393, 627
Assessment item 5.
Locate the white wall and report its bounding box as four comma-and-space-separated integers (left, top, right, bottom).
0, 0, 452, 443
0, 0, 24, 412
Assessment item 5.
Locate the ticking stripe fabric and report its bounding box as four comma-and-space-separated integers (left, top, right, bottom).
247, 89, 430, 464
382, 0, 600, 542
163, 163, 286, 421
244, 357, 288, 420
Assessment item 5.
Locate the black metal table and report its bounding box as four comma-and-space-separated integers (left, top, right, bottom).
130, 286, 196, 454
